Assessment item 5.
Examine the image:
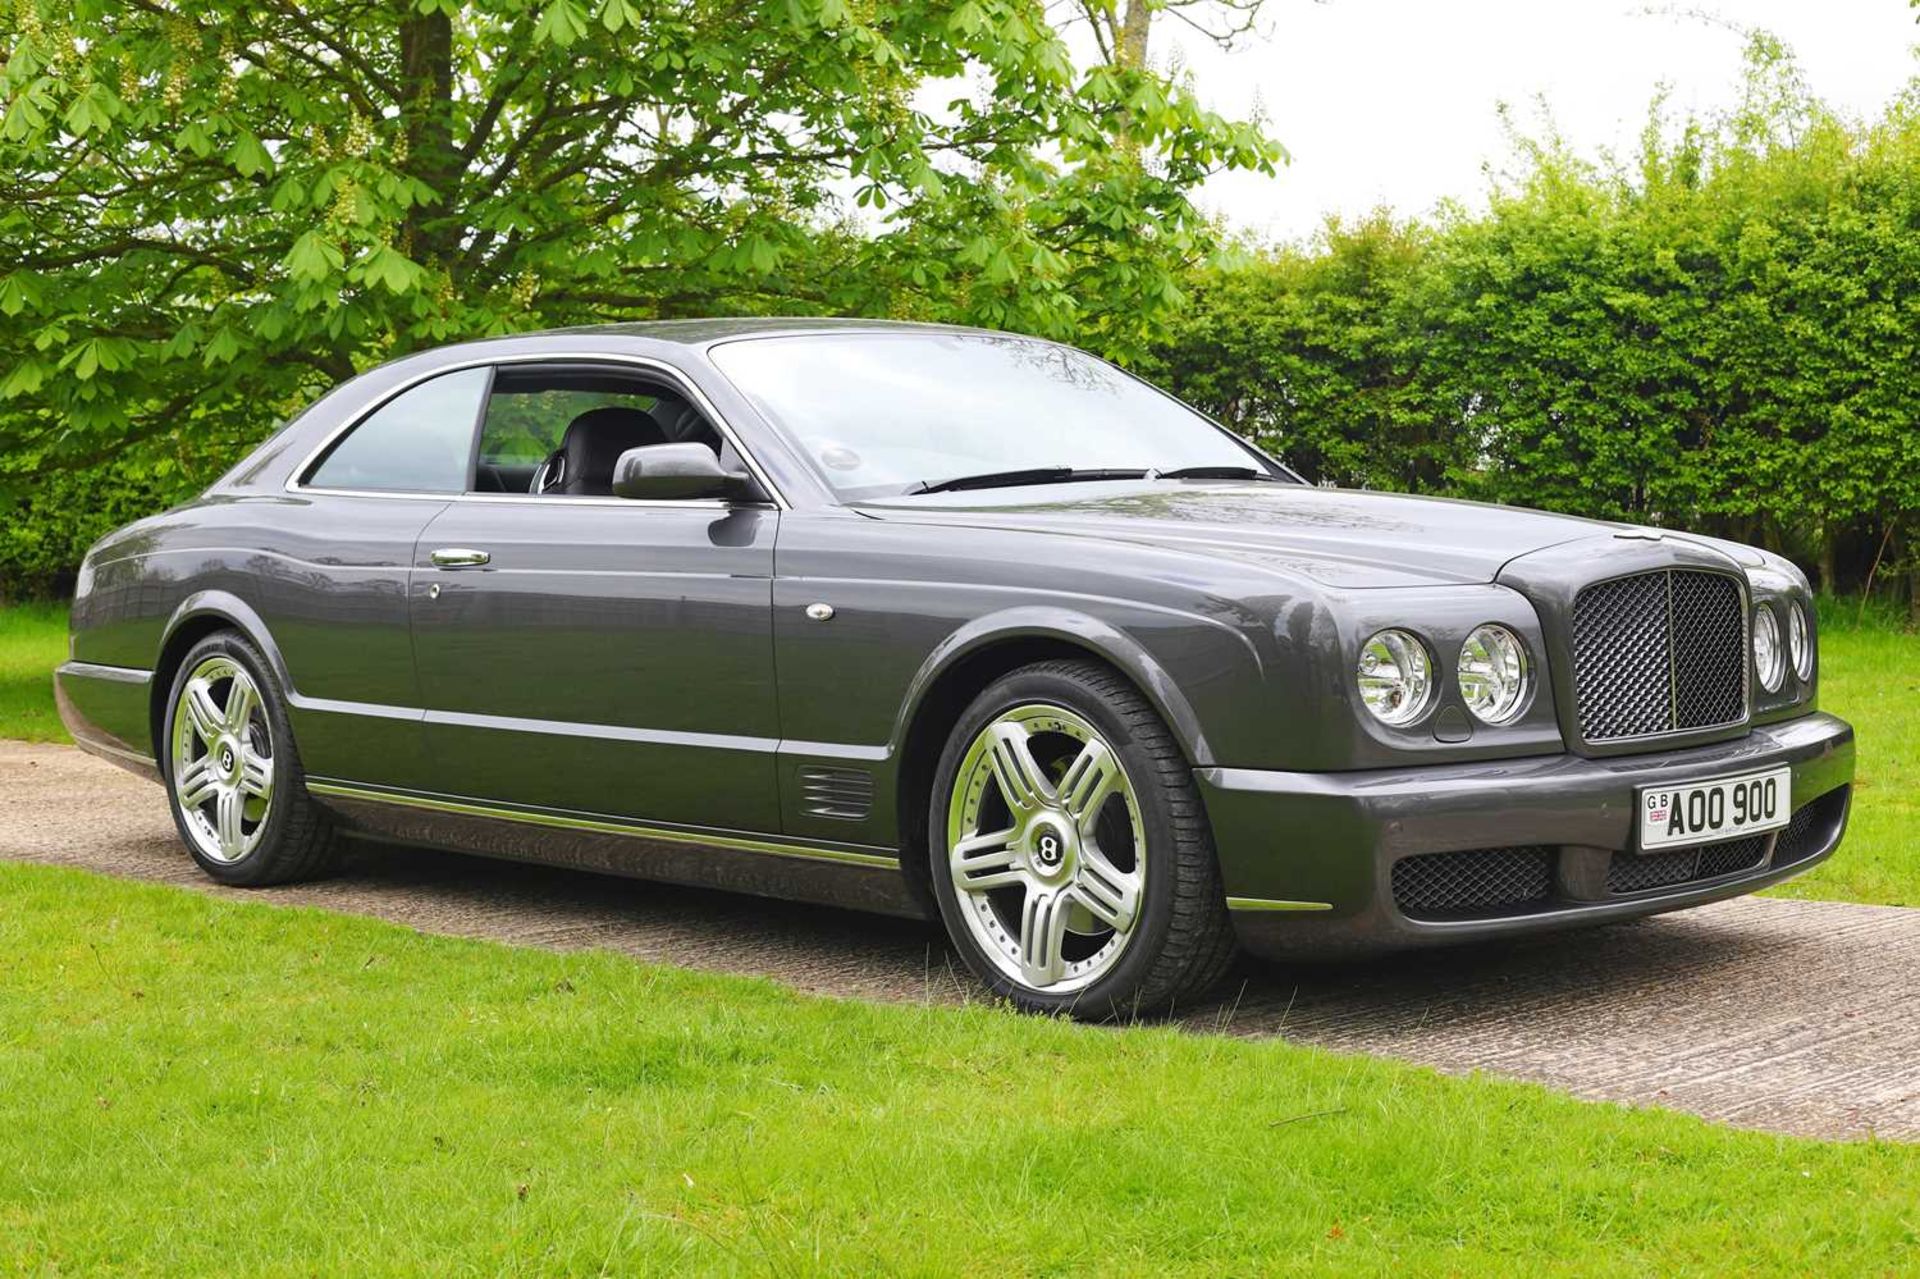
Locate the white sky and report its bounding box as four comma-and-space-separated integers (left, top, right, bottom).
1158, 0, 1920, 242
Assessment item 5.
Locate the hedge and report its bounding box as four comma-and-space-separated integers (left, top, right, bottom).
1144, 40, 1917, 605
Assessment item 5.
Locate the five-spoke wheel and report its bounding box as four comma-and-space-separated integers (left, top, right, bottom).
162, 631, 339, 885
947, 704, 1146, 993
929, 660, 1236, 1017
170, 655, 275, 864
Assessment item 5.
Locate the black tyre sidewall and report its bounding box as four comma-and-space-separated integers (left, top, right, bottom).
928, 665, 1191, 1018
162, 631, 306, 885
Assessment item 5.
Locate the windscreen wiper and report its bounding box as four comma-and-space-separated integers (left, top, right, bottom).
908, 467, 1151, 495
1152, 465, 1284, 482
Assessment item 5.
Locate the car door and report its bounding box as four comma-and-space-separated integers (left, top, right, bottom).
407, 360, 783, 833
266, 364, 493, 790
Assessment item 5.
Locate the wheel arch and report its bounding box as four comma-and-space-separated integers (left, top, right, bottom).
149, 592, 294, 764
889, 609, 1212, 908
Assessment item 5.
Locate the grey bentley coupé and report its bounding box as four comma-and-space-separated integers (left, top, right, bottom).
55, 320, 1855, 1015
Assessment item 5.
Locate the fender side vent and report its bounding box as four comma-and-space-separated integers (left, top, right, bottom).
799, 766, 873, 821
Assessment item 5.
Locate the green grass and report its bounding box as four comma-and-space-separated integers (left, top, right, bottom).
1, 600, 1916, 904
0, 601, 68, 742
1770, 620, 1920, 907
0, 860, 1914, 1275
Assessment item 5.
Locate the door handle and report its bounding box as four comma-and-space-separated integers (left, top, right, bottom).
429, 547, 491, 568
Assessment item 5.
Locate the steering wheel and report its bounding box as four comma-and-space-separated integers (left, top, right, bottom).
530, 450, 566, 495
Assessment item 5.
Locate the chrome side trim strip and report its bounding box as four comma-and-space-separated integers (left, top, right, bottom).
56, 660, 153, 685
73, 734, 159, 769
69, 735, 164, 784
286, 694, 424, 722
1225, 896, 1335, 912
288, 694, 886, 760
304, 781, 899, 868
425, 707, 779, 753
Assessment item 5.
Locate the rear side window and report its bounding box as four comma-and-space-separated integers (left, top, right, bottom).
306, 367, 491, 492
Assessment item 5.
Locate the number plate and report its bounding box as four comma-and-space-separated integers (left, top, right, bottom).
1637, 768, 1791, 851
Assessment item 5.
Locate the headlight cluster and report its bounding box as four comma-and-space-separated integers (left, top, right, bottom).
1457, 625, 1530, 724
1752, 605, 1783, 692
1754, 600, 1815, 692
1356, 624, 1531, 728
1788, 601, 1813, 682
1356, 629, 1433, 726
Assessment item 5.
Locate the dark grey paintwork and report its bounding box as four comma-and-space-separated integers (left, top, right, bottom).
54, 319, 1855, 954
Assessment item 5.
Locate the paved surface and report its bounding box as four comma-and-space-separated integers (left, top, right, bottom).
3, 740, 1915, 1141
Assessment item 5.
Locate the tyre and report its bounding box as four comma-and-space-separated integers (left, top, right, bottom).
928, 659, 1237, 1018
161, 630, 341, 886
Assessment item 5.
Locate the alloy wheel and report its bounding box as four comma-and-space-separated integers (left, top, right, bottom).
945, 703, 1146, 993
170, 655, 274, 864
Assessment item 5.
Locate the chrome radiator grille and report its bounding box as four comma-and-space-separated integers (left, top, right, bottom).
1570, 569, 1745, 742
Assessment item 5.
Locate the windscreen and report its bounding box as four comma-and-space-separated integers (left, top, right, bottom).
709, 332, 1282, 498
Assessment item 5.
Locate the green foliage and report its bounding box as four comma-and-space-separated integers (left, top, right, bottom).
1149, 40, 1920, 593
0, 0, 1277, 512
0, 431, 244, 598
1144, 215, 1448, 493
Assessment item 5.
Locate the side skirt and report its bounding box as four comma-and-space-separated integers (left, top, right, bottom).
304, 781, 930, 920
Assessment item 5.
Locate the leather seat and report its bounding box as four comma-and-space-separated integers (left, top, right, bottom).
534, 406, 668, 496
651, 396, 741, 470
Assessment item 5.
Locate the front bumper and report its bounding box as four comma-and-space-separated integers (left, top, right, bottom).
1199, 712, 1855, 958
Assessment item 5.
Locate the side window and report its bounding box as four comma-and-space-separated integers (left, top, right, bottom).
306, 367, 491, 492
474, 364, 726, 497
474, 386, 658, 495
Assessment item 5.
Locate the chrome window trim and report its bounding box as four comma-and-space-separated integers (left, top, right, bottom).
284, 350, 792, 510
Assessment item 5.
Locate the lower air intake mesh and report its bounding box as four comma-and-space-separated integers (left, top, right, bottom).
1391, 847, 1553, 920
1608, 834, 1768, 894
1773, 787, 1849, 867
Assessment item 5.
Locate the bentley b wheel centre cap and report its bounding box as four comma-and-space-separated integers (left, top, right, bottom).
170, 656, 275, 865
1027, 818, 1074, 879
946, 704, 1146, 993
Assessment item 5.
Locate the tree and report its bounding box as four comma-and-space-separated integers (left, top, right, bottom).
1061, 0, 1271, 70
0, 0, 1277, 496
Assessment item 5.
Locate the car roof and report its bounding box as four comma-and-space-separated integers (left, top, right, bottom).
534, 316, 1001, 346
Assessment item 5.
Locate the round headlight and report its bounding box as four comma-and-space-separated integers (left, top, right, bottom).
1457, 624, 1531, 724
1788, 602, 1813, 683
1357, 629, 1434, 726
1752, 605, 1784, 693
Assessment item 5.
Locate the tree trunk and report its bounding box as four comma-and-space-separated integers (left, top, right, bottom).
1817, 529, 1838, 596
1119, 0, 1151, 68
399, 10, 458, 266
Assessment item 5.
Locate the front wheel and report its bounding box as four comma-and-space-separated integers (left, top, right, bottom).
163, 631, 341, 886
928, 660, 1237, 1018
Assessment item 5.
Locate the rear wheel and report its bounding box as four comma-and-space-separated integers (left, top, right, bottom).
928, 660, 1236, 1018
163, 631, 340, 886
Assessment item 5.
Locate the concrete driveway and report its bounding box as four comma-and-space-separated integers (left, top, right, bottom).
3, 740, 1915, 1141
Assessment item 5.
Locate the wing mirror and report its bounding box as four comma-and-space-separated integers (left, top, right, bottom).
611, 443, 761, 502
